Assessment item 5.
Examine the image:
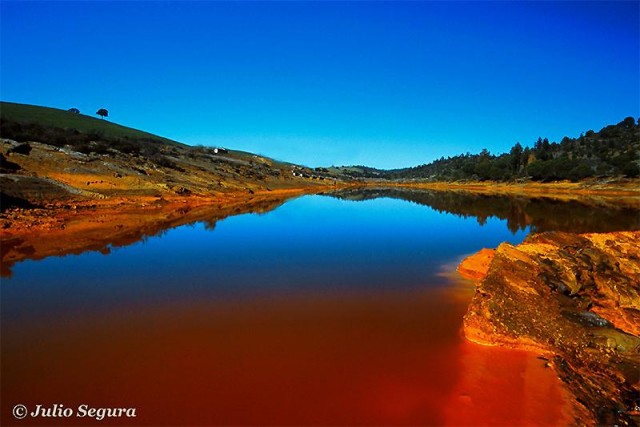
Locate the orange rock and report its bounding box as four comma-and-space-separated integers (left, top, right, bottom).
461, 231, 640, 426
457, 248, 495, 281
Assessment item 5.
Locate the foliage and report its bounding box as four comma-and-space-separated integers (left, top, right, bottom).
96, 108, 109, 119
0, 103, 186, 171
379, 117, 639, 182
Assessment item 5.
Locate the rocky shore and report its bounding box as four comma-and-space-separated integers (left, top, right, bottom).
459, 231, 640, 426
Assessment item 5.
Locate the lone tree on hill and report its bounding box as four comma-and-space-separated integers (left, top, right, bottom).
96, 108, 108, 119
68, 108, 80, 114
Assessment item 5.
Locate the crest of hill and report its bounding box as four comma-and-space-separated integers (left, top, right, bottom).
0, 101, 182, 147
0, 101, 299, 169
0, 101, 346, 209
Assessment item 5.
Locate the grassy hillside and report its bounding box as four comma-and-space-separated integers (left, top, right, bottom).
0, 102, 345, 210
0, 101, 182, 146
0, 101, 344, 181
0, 102, 302, 170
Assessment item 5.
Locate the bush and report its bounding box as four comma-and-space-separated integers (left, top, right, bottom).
75, 143, 94, 154
7, 142, 32, 155
622, 163, 640, 178
567, 164, 593, 182
149, 153, 184, 172
111, 138, 139, 155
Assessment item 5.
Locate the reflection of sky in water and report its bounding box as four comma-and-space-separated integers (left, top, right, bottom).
2, 195, 576, 426
2, 195, 528, 322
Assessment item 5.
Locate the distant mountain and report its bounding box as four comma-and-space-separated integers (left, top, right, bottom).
336, 117, 640, 182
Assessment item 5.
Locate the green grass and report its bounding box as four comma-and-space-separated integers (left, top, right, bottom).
0, 101, 183, 146
0, 101, 299, 168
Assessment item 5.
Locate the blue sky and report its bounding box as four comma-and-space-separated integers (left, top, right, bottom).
1, 1, 638, 169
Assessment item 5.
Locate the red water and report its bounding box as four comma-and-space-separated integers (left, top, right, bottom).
2, 283, 573, 426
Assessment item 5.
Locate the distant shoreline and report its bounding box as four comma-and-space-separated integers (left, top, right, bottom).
2, 179, 638, 277
367, 178, 640, 198
3, 178, 639, 238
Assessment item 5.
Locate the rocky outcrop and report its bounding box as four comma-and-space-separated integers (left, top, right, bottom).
459, 231, 640, 426
457, 248, 494, 281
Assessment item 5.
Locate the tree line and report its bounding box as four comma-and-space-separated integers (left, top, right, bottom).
383, 117, 640, 182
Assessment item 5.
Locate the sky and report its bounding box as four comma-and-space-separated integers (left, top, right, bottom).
1, 1, 638, 169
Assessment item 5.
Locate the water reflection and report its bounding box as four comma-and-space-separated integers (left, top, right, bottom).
1, 195, 293, 278
1, 192, 588, 425
4, 187, 638, 278
2, 196, 527, 322
326, 187, 640, 233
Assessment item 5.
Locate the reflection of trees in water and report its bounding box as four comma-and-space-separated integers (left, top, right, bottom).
328, 188, 640, 234
2, 196, 291, 278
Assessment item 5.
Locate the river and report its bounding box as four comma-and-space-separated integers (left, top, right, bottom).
2, 188, 638, 425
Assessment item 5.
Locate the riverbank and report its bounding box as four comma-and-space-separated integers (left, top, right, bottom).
458, 231, 640, 426
0, 185, 345, 277
3, 180, 639, 277
387, 178, 640, 201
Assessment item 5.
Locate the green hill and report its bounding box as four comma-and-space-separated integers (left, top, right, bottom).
0, 101, 182, 146
0, 101, 329, 178
392, 117, 640, 182
0, 101, 343, 203
336, 117, 640, 182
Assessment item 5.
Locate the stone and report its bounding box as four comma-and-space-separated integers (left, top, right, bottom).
460, 231, 640, 426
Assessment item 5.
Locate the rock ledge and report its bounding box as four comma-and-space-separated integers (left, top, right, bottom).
459, 231, 640, 426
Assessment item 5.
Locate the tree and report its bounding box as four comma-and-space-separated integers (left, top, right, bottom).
534, 137, 543, 151
534, 137, 551, 161
68, 108, 80, 114
622, 116, 635, 128
96, 108, 108, 119
479, 148, 491, 159
509, 142, 523, 172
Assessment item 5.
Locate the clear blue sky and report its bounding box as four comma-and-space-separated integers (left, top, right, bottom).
1, 1, 638, 169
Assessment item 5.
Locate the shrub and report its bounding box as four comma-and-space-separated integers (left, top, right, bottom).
7, 142, 32, 155
622, 163, 640, 178
567, 164, 593, 182
149, 153, 184, 171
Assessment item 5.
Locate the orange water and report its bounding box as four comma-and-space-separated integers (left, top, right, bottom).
2, 281, 573, 426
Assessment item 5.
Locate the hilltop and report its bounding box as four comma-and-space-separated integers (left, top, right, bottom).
0, 101, 182, 147
0, 101, 347, 210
